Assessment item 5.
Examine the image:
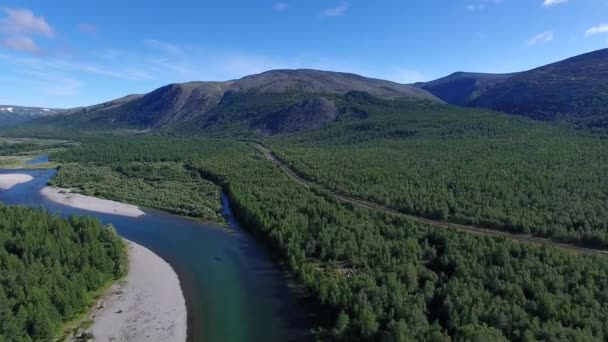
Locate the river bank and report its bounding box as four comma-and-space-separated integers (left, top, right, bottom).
41, 186, 145, 217
40, 185, 187, 340
81, 239, 187, 342
0, 167, 311, 341
0, 173, 33, 190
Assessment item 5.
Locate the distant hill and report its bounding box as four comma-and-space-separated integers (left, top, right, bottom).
25, 69, 439, 135
417, 48, 608, 128
64, 94, 144, 116
415, 72, 517, 106
470, 49, 608, 126
0, 105, 63, 126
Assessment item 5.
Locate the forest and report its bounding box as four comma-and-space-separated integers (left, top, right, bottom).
49, 162, 223, 222
0, 205, 126, 341
0, 139, 70, 156
268, 99, 608, 248
49, 136, 608, 341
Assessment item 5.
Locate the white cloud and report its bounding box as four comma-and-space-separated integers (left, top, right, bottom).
0, 8, 54, 38
585, 24, 608, 36
527, 31, 554, 45
3, 36, 38, 53
322, 1, 349, 17
273, 2, 288, 11
0, 8, 54, 54
542, 0, 567, 7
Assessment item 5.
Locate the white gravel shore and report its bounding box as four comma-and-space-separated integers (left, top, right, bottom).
84, 240, 187, 342
0, 174, 33, 190
40, 187, 145, 217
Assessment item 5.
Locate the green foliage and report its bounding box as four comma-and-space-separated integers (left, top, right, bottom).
0, 142, 42, 156
52, 137, 608, 341
48, 162, 222, 222
0, 205, 126, 341
0, 140, 69, 156
269, 100, 608, 247
333, 311, 350, 336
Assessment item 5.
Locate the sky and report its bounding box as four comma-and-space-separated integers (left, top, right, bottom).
0, 0, 607, 108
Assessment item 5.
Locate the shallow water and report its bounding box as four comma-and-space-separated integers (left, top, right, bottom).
0, 168, 311, 342
25, 154, 49, 165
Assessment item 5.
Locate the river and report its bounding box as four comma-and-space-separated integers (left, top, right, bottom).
0, 165, 311, 342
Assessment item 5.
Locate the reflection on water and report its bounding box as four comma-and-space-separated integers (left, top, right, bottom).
0, 168, 310, 342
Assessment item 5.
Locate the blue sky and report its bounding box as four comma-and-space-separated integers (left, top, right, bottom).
0, 0, 607, 108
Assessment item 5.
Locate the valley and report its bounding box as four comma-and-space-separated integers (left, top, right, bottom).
12, 128, 606, 341
0, 164, 310, 342
1, 46, 608, 341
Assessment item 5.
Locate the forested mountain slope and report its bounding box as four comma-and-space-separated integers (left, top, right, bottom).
415, 72, 516, 106
470, 48, 608, 126
24, 70, 438, 135
269, 97, 608, 248
417, 48, 608, 128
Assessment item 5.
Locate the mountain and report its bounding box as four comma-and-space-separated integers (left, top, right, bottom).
66, 94, 144, 115
470, 49, 608, 125
0, 105, 63, 126
417, 48, 608, 128
415, 72, 517, 106
26, 69, 439, 134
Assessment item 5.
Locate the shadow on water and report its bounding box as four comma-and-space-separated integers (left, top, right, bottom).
0, 168, 312, 342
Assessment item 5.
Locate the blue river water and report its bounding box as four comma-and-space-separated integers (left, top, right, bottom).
0, 165, 311, 342
25, 154, 49, 165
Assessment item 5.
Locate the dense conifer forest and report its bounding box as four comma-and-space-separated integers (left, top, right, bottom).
50, 162, 223, 222
0, 139, 70, 156
49, 136, 608, 341
269, 100, 608, 247
0, 206, 126, 341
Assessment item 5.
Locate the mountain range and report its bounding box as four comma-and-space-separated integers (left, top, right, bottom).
27, 69, 437, 135
0, 105, 63, 127
10, 48, 608, 134
416, 48, 608, 128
